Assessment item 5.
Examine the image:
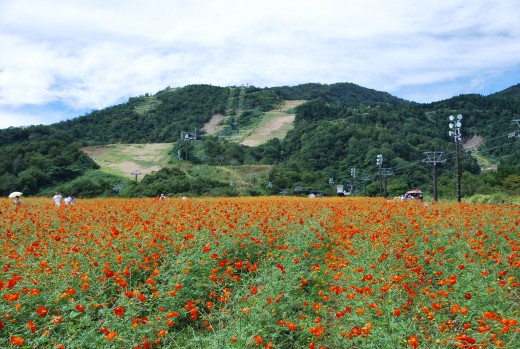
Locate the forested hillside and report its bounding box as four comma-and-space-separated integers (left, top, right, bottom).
0, 82, 519, 198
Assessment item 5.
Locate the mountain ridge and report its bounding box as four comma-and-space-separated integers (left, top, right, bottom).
1, 82, 519, 198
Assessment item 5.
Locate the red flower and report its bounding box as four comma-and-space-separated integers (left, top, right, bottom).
114, 306, 125, 317
36, 305, 49, 317
253, 335, 263, 345
75, 304, 86, 312
27, 320, 37, 333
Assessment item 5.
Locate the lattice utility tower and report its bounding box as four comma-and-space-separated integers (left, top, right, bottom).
360, 174, 371, 196
423, 151, 446, 202
381, 168, 393, 198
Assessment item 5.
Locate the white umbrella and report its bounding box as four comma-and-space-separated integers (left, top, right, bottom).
9, 191, 23, 198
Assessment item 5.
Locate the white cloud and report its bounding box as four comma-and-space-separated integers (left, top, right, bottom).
1, 0, 519, 128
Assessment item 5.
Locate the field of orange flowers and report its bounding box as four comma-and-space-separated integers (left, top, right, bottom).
1, 197, 519, 348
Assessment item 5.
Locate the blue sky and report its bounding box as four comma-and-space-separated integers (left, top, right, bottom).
1, 0, 520, 129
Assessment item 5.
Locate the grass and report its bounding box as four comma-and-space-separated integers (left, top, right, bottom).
82, 143, 173, 180
225, 100, 305, 146
133, 96, 163, 116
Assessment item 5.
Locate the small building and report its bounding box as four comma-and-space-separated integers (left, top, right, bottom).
336, 185, 349, 196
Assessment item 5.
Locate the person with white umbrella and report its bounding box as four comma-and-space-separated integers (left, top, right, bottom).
9, 191, 22, 205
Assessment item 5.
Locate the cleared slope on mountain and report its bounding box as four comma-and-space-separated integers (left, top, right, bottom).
81, 143, 172, 180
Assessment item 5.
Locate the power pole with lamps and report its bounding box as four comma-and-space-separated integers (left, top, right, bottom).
448, 114, 463, 202
350, 168, 356, 196
376, 154, 383, 196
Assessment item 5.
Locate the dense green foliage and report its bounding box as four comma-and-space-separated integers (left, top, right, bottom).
0, 82, 519, 199
271, 82, 410, 106
0, 139, 99, 196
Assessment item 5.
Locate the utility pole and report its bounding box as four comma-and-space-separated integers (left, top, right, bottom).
376, 154, 383, 196
328, 177, 334, 196
448, 114, 463, 202
360, 174, 371, 196
381, 168, 393, 198
184, 133, 189, 161
350, 168, 356, 196
423, 151, 446, 202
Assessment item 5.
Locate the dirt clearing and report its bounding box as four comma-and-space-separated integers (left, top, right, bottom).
81, 143, 172, 180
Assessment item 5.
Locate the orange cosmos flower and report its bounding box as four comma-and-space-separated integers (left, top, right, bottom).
253, 335, 263, 345
4, 292, 20, 302
114, 306, 125, 317
106, 331, 117, 341
483, 311, 498, 320
53, 315, 63, 325
10, 336, 24, 346
408, 334, 419, 348
36, 305, 49, 317
166, 311, 179, 318
27, 320, 37, 333
286, 322, 297, 330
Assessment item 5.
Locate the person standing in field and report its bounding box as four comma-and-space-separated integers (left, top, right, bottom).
14, 196, 21, 205
53, 192, 63, 206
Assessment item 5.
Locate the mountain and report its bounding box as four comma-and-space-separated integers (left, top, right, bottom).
488, 83, 520, 101
0, 82, 519, 198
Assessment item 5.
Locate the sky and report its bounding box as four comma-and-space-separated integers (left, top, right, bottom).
1, 0, 520, 129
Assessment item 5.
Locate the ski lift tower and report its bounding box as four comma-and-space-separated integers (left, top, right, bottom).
513, 119, 520, 138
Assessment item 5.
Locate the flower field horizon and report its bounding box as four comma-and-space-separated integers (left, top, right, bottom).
1, 197, 518, 348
